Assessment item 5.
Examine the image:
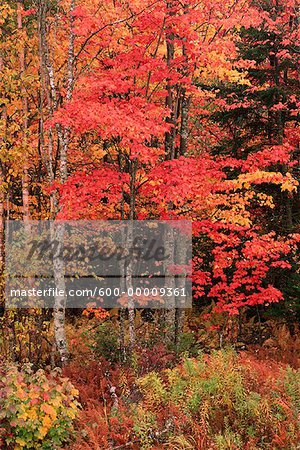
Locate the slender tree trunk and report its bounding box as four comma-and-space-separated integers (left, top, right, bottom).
163, 4, 192, 345
164, 226, 176, 345
119, 244, 126, 360
126, 159, 137, 351
60, 0, 75, 182
179, 91, 190, 156
178, 24, 190, 155
118, 164, 127, 358
17, 1, 31, 225
175, 39, 190, 337
51, 222, 68, 364
163, 2, 180, 344
53, 0, 75, 365
0, 55, 6, 295
37, 0, 75, 364
174, 235, 187, 350
126, 222, 136, 351
37, 0, 57, 218
165, 2, 176, 160
0, 126, 5, 306
0, 169, 4, 284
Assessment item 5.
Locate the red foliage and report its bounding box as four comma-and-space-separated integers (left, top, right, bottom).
50, 0, 299, 316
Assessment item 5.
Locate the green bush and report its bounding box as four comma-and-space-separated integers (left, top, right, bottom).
91, 322, 122, 363
0, 363, 80, 449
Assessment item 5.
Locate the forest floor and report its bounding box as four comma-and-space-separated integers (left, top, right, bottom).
61, 315, 300, 450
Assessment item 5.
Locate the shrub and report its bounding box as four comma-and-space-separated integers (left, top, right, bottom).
67, 349, 300, 449
91, 322, 121, 363
135, 349, 300, 449
0, 363, 80, 449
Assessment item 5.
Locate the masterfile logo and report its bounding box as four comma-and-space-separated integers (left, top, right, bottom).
6, 220, 192, 309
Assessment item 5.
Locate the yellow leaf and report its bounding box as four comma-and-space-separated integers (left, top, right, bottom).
38, 425, 49, 438
42, 414, 53, 428
15, 437, 26, 447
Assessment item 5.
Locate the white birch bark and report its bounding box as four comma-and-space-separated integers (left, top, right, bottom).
37, 0, 75, 364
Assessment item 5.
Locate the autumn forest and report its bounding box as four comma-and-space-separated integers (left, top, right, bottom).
0, 0, 300, 448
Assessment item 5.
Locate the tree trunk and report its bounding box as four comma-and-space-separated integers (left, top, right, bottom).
0, 55, 6, 298
174, 235, 187, 351
17, 1, 31, 226
37, 0, 75, 365
164, 226, 176, 345
165, 1, 176, 160
0, 70, 5, 303
126, 159, 137, 351
51, 222, 68, 365
179, 91, 190, 156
